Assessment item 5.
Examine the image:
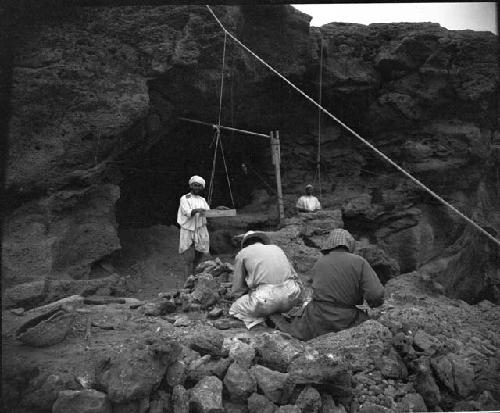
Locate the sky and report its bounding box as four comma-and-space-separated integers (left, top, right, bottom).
294, 2, 498, 34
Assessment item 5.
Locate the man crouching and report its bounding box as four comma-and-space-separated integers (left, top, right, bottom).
228, 231, 302, 329
270, 228, 384, 340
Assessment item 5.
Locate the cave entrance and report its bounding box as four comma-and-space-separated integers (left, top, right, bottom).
115, 119, 272, 229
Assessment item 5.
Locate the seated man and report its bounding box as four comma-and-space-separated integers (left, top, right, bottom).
270, 228, 384, 340
229, 231, 302, 329
296, 184, 321, 212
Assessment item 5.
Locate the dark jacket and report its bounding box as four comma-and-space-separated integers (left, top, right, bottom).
289, 251, 384, 340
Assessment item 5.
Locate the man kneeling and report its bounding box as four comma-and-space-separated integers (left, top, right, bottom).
229, 231, 302, 329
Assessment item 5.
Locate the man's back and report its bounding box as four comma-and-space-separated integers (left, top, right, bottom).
238, 243, 293, 288
312, 251, 384, 307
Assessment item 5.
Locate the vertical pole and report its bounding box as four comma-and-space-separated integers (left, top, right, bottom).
272, 130, 285, 222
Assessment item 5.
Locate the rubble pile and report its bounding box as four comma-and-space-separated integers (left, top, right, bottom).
138, 258, 235, 319
3, 269, 500, 413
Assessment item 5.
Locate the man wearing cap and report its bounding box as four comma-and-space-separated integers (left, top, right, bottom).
270, 228, 384, 340
296, 184, 321, 213
177, 175, 210, 279
228, 231, 302, 329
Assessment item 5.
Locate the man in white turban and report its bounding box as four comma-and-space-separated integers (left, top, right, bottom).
296, 184, 321, 213
177, 175, 210, 278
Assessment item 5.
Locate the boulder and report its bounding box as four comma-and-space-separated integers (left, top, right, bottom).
52, 389, 112, 413
223, 362, 257, 402
250, 364, 289, 404
228, 339, 256, 368
142, 299, 177, 316
95, 339, 181, 403
166, 360, 187, 387
431, 353, 475, 397
189, 376, 224, 413
21, 372, 81, 411
186, 328, 225, 357
295, 386, 322, 413
187, 357, 231, 383
190, 273, 220, 309
286, 321, 391, 398
247, 393, 276, 413
397, 393, 427, 412
172, 385, 189, 413
413, 329, 442, 354
414, 358, 441, 409
255, 332, 304, 373
378, 347, 407, 380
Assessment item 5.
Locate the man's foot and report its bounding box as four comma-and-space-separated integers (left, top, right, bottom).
268, 314, 293, 334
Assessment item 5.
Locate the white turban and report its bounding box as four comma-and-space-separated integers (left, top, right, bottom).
189, 175, 205, 188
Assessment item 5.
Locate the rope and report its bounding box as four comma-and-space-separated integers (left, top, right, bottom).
315, 38, 324, 198
205, 5, 500, 248
217, 32, 227, 128
208, 128, 219, 204
208, 31, 235, 207
219, 137, 235, 207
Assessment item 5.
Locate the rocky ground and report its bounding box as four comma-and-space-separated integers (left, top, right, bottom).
3, 213, 500, 413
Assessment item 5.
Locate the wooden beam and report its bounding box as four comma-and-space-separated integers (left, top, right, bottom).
271, 131, 285, 222
179, 117, 270, 139
205, 208, 237, 218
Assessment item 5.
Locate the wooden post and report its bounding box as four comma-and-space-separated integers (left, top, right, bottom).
271, 131, 285, 222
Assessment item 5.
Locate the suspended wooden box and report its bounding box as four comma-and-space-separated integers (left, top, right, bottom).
205, 209, 237, 218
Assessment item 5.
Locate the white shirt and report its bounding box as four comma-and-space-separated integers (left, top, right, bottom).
296, 195, 321, 212
231, 243, 296, 295
177, 193, 210, 231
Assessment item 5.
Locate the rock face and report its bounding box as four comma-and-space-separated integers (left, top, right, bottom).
2, 184, 120, 284
4, 5, 499, 303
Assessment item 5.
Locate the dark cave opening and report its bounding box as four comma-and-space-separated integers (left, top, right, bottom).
115, 120, 270, 229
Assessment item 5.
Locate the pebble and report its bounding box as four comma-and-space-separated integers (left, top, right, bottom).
10, 308, 25, 316
174, 316, 193, 327
207, 308, 223, 319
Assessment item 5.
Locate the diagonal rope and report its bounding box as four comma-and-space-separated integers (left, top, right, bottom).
217, 32, 227, 128
314, 38, 324, 199
205, 4, 500, 248
208, 128, 219, 204
208, 31, 235, 207
219, 137, 235, 207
